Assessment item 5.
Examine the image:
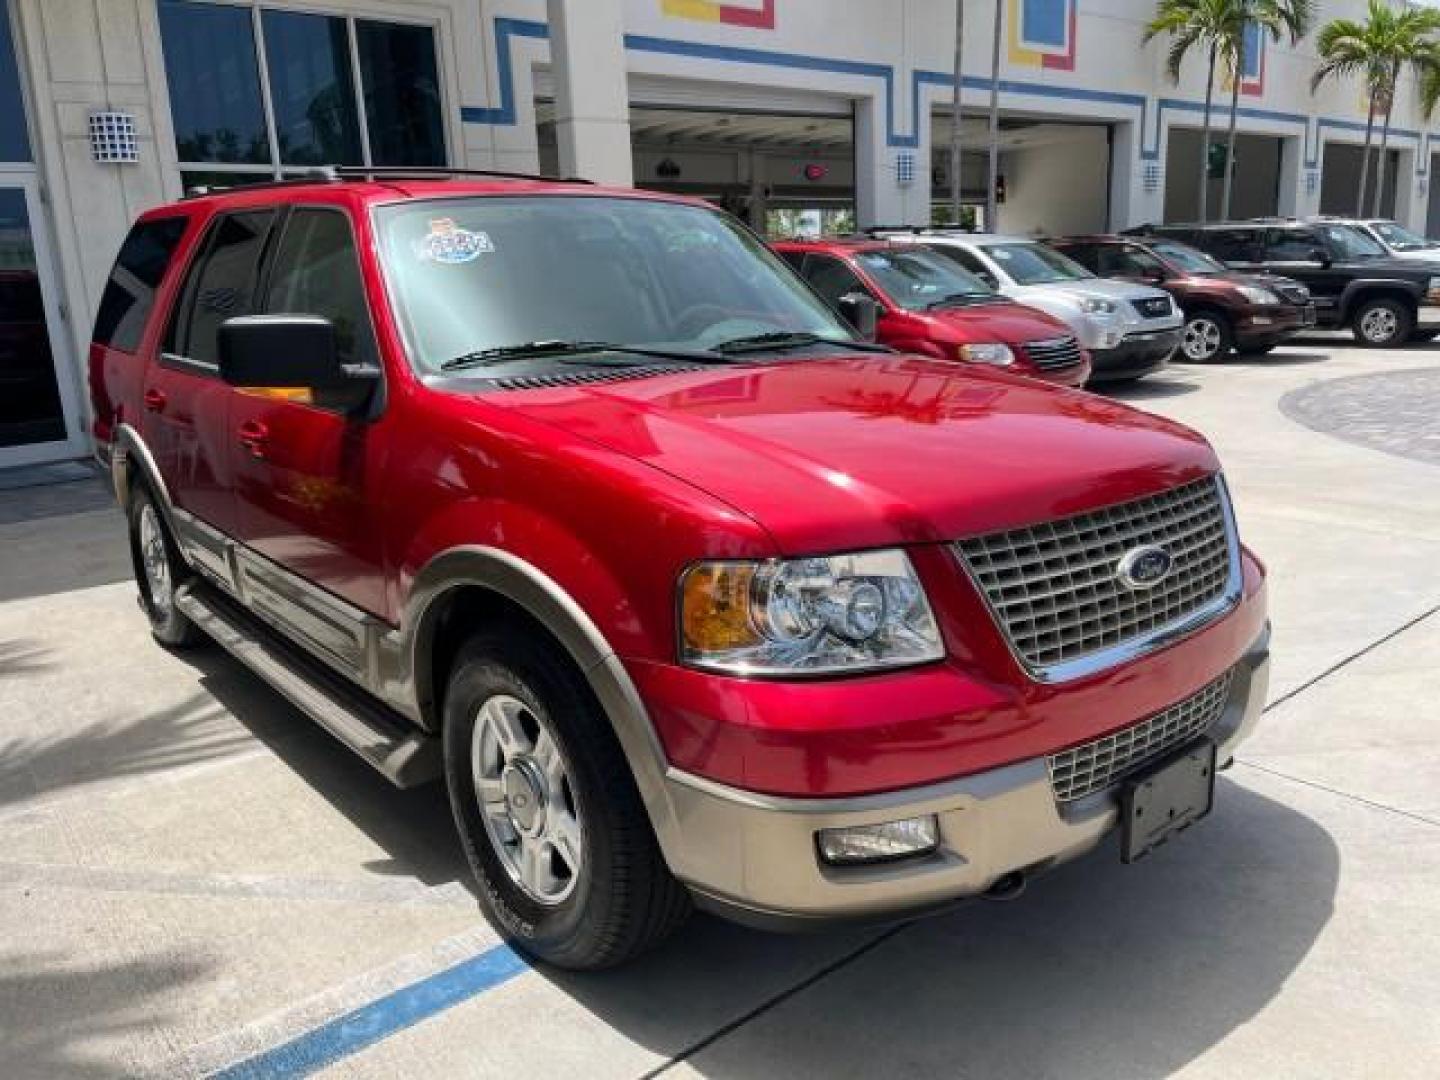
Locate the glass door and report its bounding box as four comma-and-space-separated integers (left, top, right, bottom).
0, 174, 83, 465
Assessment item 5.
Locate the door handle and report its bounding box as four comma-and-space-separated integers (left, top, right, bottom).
237, 419, 270, 459
143, 388, 167, 413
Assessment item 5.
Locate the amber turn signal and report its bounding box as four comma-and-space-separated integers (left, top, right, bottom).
680, 562, 759, 654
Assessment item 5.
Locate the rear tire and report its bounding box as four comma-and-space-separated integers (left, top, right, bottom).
1178, 311, 1233, 362
442, 629, 689, 970
127, 486, 203, 648
1351, 298, 1413, 347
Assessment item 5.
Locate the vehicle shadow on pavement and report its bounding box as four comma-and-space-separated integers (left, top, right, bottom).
1228, 350, 1330, 366
178, 647, 473, 893
1100, 377, 1200, 401
541, 779, 1338, 1079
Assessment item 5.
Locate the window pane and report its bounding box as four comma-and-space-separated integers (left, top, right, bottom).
180, 211, 275, 365
93, 216, 189, 352
262, 11, 362, 167
0, 188, 63, 446
265, 210, 376, 365
356, 21, 445, 166
0, 0, 31, 162
158, 1, 269, 165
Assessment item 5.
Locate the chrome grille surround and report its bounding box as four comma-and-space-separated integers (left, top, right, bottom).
1047, 669, 1234, 801
954, 476, 1241, 682
1021, 335, 1084, 371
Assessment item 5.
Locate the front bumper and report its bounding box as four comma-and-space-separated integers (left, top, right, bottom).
1234, 306, 1310, 348
1087, 328, 1181, 382
662, 624, 1270, 928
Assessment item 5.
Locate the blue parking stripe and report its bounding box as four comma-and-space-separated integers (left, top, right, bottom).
212, 945, 529, 1079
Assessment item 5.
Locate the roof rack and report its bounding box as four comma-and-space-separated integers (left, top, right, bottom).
326, 165, 593, 185
181, 164, 592, 199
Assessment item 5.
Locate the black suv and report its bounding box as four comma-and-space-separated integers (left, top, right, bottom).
1136, 220, 1440, 347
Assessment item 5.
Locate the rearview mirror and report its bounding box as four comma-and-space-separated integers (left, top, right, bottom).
837, 292, 880, 341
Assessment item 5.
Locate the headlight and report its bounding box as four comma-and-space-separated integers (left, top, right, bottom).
1428, 276, 1440, 292
957, 342, 1015, 366
1080, 298, 1117, 314
679, 550, 944, 675
1237, 285, 1280, 305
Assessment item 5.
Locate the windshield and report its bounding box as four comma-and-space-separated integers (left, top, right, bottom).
852, 248, 995, 310
981, 242, 1093, 285
1318, 224, 1387, 260
1151, 239, 1227, 274
1370, 220, 1436, 252
375, 196, 854, 371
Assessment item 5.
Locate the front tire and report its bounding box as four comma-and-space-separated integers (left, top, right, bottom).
127, 486, 203, 648
442, 630, 689, 970
1179, 311, 1233, 362
1351, 298, 1413, 347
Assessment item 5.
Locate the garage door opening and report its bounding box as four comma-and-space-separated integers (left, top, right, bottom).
1164, 129, 1285, 222
930, 112, 1112, 235
1320, 142, 1398, 219
536, 103, 854, 237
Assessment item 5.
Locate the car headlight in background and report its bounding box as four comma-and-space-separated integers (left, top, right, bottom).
1427, 276, 1440, 301
957, 342, 1015, 366
680, 550, 944, 675
1080, 297, 1117, 314
1237, 285, 1280, 305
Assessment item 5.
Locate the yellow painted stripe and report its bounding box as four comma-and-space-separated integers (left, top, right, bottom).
663, 0, 723, 22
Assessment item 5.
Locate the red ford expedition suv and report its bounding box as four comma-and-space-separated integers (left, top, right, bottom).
90, 170, 1269, 970
772, 238, 1090, 386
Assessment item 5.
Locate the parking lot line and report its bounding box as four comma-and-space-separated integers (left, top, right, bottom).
211, 944, 529, 1079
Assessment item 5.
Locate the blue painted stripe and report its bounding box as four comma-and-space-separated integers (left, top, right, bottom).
460, 18, 548, 126
212, 945, 529, 1079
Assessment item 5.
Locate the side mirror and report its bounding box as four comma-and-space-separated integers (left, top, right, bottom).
1309, 248, 1332, 268
837, 292, 880, 341
220, 315, 346, 388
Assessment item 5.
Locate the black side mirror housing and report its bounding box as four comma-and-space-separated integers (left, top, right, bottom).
219, 315, 348, 389
837, 292, 880, 341
1310, 248, 1332, 268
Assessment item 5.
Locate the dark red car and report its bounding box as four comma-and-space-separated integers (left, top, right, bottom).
90, 172, 1268, 969
1051, 234, 1315, 362
774, 238, 1089, 385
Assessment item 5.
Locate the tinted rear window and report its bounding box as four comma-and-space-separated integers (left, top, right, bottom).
92, 216, 189, 352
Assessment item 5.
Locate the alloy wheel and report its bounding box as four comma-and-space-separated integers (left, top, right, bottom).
471, 693, 583, 905
138, 503, 173, 618
1360, 306, 1399, 344
1182, 317, 1223, 361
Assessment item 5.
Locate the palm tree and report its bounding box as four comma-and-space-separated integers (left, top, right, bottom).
949, 0, 965, 225
1218, 0, 1312, 220
1144, 0, 1238, 223
1312, 1, 1440, 218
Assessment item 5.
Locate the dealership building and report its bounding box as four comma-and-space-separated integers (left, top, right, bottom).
2, 0, 1435, 468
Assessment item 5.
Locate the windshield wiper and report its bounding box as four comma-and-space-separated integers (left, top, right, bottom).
710, 331, 890, 355
926, 292, 997, 310
440, 339, 717, 371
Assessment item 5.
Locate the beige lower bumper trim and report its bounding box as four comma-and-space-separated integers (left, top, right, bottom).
660, 629, 1271, 924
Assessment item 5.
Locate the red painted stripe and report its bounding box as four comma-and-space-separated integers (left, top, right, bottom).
718, 0, 775, 29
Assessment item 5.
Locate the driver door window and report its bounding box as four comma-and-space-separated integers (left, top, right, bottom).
926, 245, 998, 287
801, 254, 871, 309
263, 208, 378, 368
1264, 229, 1325, 263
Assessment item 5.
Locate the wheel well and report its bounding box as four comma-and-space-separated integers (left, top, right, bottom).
1346, 289, 1415, 321
418, 584, 580, 731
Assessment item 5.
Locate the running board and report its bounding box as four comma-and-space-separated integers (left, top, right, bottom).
175, 582, 441, 788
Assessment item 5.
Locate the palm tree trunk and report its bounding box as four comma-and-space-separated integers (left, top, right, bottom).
1199, 44, 1216, 223
1372, 66, 1398, 218
1219, 61, 1241, 220
1356, 98, 1376, 217
949, 0, 964, 224
985, 0, 1002, 229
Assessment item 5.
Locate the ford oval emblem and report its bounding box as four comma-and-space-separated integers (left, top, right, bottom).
1116, 544, 1173, 590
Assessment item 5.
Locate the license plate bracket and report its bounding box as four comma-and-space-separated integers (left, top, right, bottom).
1120, 740, 1217, 864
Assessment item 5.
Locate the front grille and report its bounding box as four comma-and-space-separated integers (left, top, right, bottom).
1131, 296, 1174, 319
1047, 669, 1234, 801
1021, 335, 1083, 371
955, 477, 1234, 673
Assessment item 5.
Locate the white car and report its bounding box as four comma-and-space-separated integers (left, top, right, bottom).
878, 230, 1183, 382
1336, 218, 1440, 265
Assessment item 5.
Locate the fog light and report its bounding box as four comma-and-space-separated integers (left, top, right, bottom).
817, 816, 939, 865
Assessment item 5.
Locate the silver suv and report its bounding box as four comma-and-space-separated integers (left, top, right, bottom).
1319, 218, 1440, 265
880, 231, 1183, 383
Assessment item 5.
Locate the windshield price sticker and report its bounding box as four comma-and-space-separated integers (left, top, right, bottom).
415, 218, 494, 264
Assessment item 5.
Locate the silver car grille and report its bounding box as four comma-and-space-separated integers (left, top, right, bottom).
955, 477, 1235, 674
1021, 335, 1083, 371
1047, 669, 1234, 801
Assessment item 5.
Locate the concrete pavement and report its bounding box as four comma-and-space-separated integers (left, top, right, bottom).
1, 340, 1437, 1078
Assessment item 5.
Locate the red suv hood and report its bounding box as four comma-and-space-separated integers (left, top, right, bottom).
923, 300, 1071, 343
496, 355, 1219, 553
